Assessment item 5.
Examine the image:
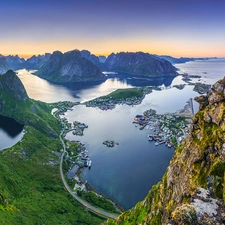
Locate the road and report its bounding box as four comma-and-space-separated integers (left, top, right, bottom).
59, 123, 119, 219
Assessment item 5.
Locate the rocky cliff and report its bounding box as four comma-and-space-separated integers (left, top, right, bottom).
103, 52, 177, 77
106, 77, 225, 225
35, 50, 106, 82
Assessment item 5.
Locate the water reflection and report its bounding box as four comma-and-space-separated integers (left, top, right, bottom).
0, 115, 24, 150
106, 73, 176, 87
17, 69, 177, 103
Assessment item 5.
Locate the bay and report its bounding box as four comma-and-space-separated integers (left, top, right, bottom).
6, 59, 224, 209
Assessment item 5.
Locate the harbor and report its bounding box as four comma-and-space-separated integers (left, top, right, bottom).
133, 103, 193, 148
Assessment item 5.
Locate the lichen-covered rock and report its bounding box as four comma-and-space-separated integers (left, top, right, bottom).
194, 95, 209, 110
105, 77, 225, 225
170, 204, 197, 225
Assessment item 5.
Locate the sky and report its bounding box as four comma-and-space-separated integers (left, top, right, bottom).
0, 0, 225, 58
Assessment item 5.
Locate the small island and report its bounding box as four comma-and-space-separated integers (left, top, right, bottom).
193, 83, 211, 94
85, 86, 155, 110
103, 140, 119, 148
173, 84, 186, 90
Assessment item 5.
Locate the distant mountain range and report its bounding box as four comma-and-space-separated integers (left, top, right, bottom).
103, 52, 177, 76
158, 55, 218, 64
0, 54, 10, 74
0, 50, 218, 83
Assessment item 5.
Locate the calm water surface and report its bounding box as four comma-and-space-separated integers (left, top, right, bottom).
0, 115, 24, 150
9, 59, 224, 209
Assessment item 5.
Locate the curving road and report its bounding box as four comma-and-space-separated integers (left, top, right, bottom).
59, 123, 119, 219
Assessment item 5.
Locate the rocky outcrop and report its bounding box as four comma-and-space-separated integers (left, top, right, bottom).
103, 52, 177, 77
106, 77, 225, 224
35, 50, 106, 82
0, 70, 28, 101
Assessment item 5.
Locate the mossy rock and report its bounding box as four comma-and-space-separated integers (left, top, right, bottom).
171, 204, 197, 225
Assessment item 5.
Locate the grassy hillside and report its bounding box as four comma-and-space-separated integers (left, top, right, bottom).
101, 88, 143, 100
0, 126, 103, 224
0, 70, 103, 224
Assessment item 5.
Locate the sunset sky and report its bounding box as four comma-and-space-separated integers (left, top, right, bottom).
0, 0, 225, 58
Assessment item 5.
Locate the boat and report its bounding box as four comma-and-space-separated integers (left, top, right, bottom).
155, 142, 159, 146
145, 125, 149, 130
167, 142, 172, 148
85, 159, 92, 168
148, 135, 153, 141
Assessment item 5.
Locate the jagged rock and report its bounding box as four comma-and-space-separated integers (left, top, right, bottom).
222, 143, 225, 155
190, 188, 225, 225
170, 204, 198, 225
194, 95, 209, 110
212, 77, 225, 94
203, 112, 212, 123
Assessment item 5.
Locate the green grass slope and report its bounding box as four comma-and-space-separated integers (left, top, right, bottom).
0, 70, 103, 224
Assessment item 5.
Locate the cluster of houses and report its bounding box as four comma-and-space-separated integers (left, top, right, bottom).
72, 121, 88, 136
133, 109, 191, 148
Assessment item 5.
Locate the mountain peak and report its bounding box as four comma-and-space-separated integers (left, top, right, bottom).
0, 70, 28, 102
35, 50, 105, 82
104, 51, 177, 76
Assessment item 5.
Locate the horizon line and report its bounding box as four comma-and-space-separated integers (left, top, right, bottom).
1, 51, 225, 60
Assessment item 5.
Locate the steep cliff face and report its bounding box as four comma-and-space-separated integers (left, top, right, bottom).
106, 77, 225, 225
35, 50, 106, 82
104, 52, 177, 77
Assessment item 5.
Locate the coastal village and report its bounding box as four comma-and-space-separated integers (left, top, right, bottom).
133, 108, 191, 148
50, 80, 200, 216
